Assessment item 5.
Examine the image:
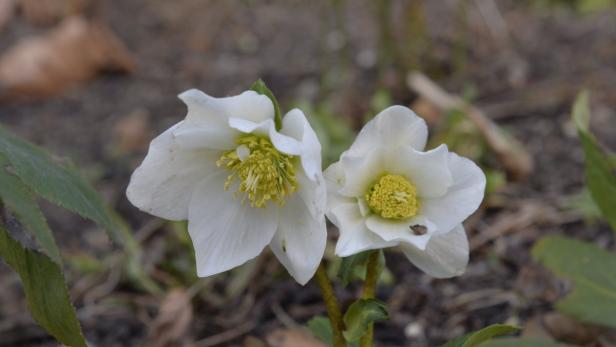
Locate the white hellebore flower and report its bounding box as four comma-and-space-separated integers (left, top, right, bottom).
324, 106, 486, 278
127, 88, 327, 285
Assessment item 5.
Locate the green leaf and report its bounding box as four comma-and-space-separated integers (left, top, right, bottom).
479, 338, 577, 347
440, 324, 520, 347
0, 225, 86, 347
0, 127, 119, 241
571, 92, 616, 232
250, 79, 282, 130
0, 154, 61, 264
338, 250, 385, 286
307, 316, 333, 346
532, 236, 616, 328
343, 298, 389, 342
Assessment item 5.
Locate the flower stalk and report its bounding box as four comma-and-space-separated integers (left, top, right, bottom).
360, 251, 380, 347
315, 262, 346, 347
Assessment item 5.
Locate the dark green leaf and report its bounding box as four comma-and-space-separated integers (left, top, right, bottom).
479, 338, 577, 347
343, 299, 389, 342
532, 236, 616, 328
0, 154, 61, 263
571, 92, 616, 232
0, 127, 119, 241
440, 324, 520, 347
0, 225, 86, 347
250, 79, 282, 130
338, 250, 385, 286
307, 316, 333, 346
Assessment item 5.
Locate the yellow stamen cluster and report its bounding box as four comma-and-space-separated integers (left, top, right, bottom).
217, 135, 297, 208
365, 174, 419, 219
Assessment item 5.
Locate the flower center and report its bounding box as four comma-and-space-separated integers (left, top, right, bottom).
217, 134, 297, 208
365, 174, 419, 219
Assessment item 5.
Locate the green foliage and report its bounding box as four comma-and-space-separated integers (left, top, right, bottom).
0, 154, 61, 263
564, 188, 602, 225
250, 79, 282, 130
342, 299, 389, 342
0, 226, 86, 347
0, 126, 118, 240
308, 316, 334, 346
532, 236, 616, 328
338, 250, 385, 286
571, 92, 616, 233
479, 338, 576, 347
440, 324, 520, 347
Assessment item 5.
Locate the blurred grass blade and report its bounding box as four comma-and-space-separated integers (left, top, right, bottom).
440, 324, 520, 347
0, 153, 61, 263
479, 338, 577, 347
533, 236, 616, 328
0, 127, 120, 242
572, 91, 616, 232
0, 225, 86, 347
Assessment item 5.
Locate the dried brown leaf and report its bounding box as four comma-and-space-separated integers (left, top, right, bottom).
266, 329, 327, 347
0, 0, 16, 31
0, 16, 135, 102
148, 288, 194, 347
18, 0, 88, 25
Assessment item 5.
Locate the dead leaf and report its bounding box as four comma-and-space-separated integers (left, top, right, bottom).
542, 312, 601, 345
0, 16, 135, 102
148, 288, 194, 347
266, 329, 327, 347
0, 0, 15, 31
243, 336, 267, 347
18, 0, 88, 25
111, 109, 152, 155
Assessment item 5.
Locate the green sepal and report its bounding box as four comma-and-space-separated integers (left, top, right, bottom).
250, 79, 282, 130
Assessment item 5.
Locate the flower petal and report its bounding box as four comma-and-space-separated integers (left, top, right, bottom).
400, 224, 469, 278
270, 194, 327, 285
420, 153, 486, 233
179, 89, 274, 126
328, 200, 397, 257
365, 215, 436, 250
126, 121, 219, 220
347, 105, 428, 157
228, 117, 302, 156
281, 109, 323, 181
385, 144, 453, 198
337, 149, 384, 197
188, 171, 279, 277
172, 122, 238, 150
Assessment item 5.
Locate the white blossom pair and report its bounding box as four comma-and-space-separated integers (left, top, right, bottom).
126, 87, 485, 284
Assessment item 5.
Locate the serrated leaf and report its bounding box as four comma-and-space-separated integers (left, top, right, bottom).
338, 250, 385, 287
0, 154, 61, 263
250, 79, 282, 130
0, 127, 119, 241
0, 225, 86, 347
479, 338, 576, 347
342, 299, 389, 342
571, 92, 616, 232
532, 236, 616, 328
307, 316, 333, 346
440, 324, 520, 347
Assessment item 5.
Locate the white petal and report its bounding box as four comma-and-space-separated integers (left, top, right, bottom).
179, 89, 274, 125
328, 200, 397, 257
126, 121, 218, 220
270, 195, 327, 285
172, 122, 238, 150
281, 109, 323, 181
348, 105, 428, 157
337, 149, 384, 197
400, 224, 469, 278
228, 117, 302, 156
365, 215, 436, 250
385, 144, 453, 198
188, 171, 279, 277
420, 153, 486, 233
297, 170, 327, 221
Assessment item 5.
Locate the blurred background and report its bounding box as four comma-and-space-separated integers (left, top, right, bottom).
0, 0, 615, 346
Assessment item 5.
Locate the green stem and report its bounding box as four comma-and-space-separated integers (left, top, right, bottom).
315, 262, 346, 347
360, 251, 380, 347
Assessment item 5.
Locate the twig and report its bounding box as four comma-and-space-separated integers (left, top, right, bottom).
407, 72, 533, 181
195, 320, 256, 347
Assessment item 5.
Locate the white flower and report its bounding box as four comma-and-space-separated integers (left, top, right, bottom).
324, 106, 485, 278
126, 88, 327, 285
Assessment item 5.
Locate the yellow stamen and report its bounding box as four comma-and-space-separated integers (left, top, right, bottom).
365, 174, 419, 219
217, 135, 297, 208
